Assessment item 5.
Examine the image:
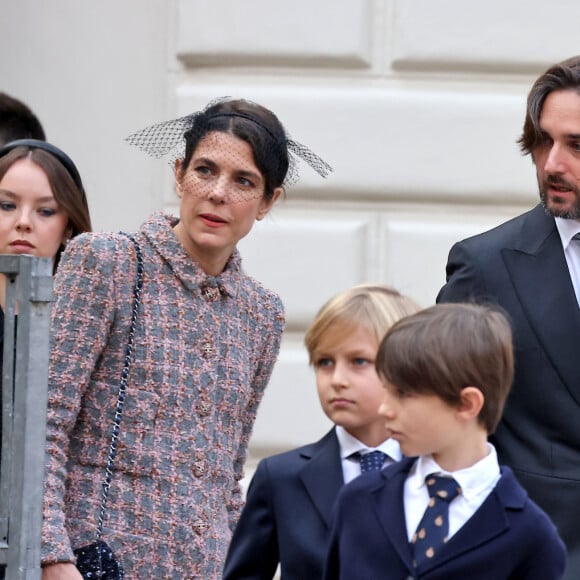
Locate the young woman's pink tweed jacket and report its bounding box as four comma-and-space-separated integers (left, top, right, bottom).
41, 212, 285, 579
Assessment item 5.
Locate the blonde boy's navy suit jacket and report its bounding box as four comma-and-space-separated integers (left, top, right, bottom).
223, 428, 344, 580
324, 457, 566, 580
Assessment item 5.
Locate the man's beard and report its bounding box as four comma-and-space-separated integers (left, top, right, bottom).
539, 174, 580, 219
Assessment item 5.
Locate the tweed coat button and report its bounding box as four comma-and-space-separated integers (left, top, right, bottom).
192, 520, 208, 535
201, 285, 219, 301
202, 342, 214, 358
196, 399, 212, 416
193, 460, 206, 478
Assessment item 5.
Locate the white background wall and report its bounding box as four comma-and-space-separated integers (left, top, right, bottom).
2, 0, 579, 464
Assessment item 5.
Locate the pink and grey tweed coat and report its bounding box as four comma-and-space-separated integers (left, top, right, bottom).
41, 213, 285, 578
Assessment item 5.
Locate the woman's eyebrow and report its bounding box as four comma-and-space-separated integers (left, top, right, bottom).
193, 156, 262, 181
0, 190, 57, 204
193, 156, 217, 168
236, 169, 262, 181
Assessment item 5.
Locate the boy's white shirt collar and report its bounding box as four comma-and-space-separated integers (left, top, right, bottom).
409, 443, 500, 503
335, 425, 402, 462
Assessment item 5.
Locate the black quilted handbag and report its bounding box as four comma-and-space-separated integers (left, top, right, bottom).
72, 234, 143, 579
73, 540, 124, 580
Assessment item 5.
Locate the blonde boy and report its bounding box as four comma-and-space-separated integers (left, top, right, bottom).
224, 284, 420, 580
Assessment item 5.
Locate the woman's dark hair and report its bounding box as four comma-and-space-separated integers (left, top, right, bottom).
0, 146, 92, 270
518, 55, 580, 155
180, 99, 290, 199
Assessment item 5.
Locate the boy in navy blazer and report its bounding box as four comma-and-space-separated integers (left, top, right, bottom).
223, 284, 421, 579
324, 303, 566, 580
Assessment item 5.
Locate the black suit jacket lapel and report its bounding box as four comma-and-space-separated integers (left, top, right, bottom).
501, 205, 580, 404
299, 428, 344, 528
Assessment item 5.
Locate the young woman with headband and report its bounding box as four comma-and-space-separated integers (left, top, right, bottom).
0, 138, 91, 580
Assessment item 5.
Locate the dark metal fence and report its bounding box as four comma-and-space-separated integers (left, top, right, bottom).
0, 255, 53, 579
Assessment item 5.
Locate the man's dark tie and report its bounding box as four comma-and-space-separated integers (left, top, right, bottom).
411, 474, 462, 568
355, 450, 387, 473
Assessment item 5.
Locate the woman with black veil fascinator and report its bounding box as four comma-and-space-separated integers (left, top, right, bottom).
40, 98, 332, 579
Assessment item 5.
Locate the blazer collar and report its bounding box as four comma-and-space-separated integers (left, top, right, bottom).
142, 212, 242, 297
299, 428, 344, 528
510, 204, 554, 253
372, 460, 525, 575
420, 466, 524, 573
371, 458, 417, 570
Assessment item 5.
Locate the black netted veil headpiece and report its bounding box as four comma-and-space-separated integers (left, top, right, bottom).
125, 97, 333, 191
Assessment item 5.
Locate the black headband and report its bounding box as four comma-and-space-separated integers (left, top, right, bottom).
0, 138, 85, 192
207, 112, 281, 143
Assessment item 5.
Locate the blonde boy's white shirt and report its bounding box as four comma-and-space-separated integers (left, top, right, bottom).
335, 425, 402, 484
404, 443, 501, 541
555, 217, 580, 307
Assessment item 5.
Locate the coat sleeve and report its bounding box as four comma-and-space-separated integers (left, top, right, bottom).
41, 234, 123, 564
222, 459, 280, 579
227, 292, 285, 530
436, 239, 489, 304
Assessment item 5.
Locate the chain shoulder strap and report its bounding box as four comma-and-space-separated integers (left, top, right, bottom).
95, 233, 144, 540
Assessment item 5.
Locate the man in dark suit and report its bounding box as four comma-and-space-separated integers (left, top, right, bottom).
437, 55, 580, 579
223, 284, 418, 579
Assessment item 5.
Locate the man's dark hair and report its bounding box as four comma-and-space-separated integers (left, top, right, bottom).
518, 56, 580, 155
0, 92, 46, 146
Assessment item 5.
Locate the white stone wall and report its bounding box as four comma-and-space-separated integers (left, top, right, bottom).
2, 0, 579, 461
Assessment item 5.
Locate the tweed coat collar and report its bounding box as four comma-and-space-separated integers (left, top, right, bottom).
141, 212, 242, 298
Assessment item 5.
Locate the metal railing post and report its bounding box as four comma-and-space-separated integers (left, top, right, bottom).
0, 255, 53, 580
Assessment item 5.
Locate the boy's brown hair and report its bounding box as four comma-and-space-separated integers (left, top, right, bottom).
375, 302, 514, 434
304, 284, 421, 364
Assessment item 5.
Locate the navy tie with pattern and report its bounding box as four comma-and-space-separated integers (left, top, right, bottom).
357, 450, 387, 473
411, 474, 462, 568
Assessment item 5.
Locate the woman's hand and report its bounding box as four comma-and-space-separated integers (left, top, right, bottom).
42, 562, 83, 579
